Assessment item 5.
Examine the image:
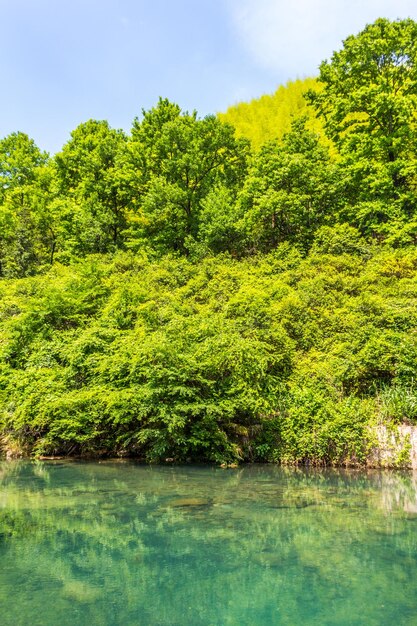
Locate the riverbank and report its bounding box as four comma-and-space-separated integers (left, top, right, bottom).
3, 421, 417, 469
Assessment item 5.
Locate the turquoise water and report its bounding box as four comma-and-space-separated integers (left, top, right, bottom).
1, 462, 417, 625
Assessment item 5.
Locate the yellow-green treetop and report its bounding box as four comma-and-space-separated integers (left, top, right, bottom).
219, 78, 325, 150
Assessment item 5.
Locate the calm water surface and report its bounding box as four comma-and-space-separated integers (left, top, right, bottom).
1, 461, 417, 625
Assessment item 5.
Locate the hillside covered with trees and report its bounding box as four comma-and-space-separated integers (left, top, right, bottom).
1, 18, 417, 464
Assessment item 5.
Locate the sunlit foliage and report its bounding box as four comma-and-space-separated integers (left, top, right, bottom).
1, 18, 417, 463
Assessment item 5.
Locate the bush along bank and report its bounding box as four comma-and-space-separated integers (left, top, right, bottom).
1, 247, 416, 466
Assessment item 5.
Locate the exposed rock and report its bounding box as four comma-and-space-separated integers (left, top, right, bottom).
368, 423, 417, 469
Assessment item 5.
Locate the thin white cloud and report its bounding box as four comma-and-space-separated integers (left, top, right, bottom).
227, 0, 417, 78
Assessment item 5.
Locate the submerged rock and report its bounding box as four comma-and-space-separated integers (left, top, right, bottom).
254, 551, 282, 568
61, 580, 101, 603
167, 497, 211, 508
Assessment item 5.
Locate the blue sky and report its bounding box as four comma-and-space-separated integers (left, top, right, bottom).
2, 0, 417, 153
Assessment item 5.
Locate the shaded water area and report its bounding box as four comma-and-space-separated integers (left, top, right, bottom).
1, 462, 417, 625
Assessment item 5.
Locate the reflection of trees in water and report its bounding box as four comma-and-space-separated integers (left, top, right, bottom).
1, 462, 417, 625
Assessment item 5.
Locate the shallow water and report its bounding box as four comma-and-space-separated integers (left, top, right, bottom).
1, 462, 417, 625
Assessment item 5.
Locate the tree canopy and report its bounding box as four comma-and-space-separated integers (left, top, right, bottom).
307, 18, 417, 241
1, 18, 417, 465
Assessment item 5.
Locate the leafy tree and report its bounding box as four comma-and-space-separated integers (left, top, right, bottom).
198, 185, 245, 255
54, 120, 129, 256
307, 18, 417, 238
127, 99, 249, 254
0, 132, 52, 276
0, 132, 47, 194
238, 118, 338, 252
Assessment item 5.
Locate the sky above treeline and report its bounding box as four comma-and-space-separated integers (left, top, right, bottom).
2, 0, 417, 154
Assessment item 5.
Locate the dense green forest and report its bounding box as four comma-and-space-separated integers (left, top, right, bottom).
1, 18, 417, 464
